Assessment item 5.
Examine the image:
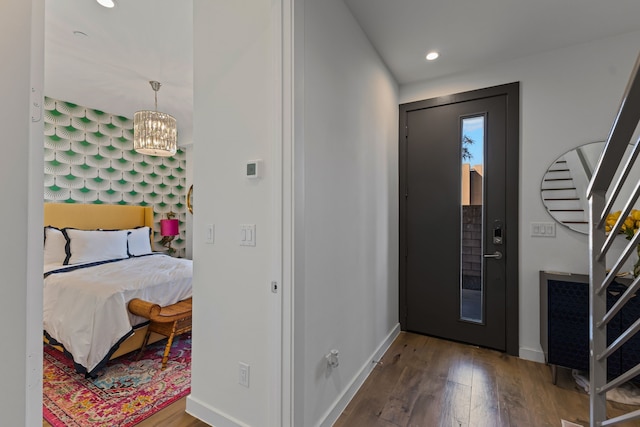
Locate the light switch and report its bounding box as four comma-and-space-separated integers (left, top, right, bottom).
240, 224, 256, 246
205, 224, 215, 244
531, 222, 555, 237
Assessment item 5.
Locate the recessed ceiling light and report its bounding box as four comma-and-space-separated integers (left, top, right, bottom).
96, 0, 115, 8
426, 51, 439, 61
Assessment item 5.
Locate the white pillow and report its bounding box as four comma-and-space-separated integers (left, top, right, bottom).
127, 227, 152, 256
44, 226, 67, 266
63, 228, 129, 265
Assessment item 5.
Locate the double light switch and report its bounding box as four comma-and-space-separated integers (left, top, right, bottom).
240, 224, 256, 246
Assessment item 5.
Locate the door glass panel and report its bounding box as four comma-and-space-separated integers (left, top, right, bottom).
460, 115, 484, 323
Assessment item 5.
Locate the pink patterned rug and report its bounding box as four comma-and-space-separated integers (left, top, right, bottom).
43, 334, 191, 426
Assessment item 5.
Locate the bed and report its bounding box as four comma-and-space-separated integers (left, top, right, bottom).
43, 203, 193, 377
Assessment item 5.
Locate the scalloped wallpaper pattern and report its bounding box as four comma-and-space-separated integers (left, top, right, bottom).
43, 96, 187, 258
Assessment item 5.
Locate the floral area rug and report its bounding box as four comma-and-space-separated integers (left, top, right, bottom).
43, 334, 191, 426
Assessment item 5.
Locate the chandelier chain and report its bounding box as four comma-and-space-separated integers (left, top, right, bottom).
150, 80, 161, 111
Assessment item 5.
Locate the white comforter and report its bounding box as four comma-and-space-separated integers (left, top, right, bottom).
43, 254, 192, 374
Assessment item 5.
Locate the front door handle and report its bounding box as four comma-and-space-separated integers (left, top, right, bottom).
483, 251, 503, 260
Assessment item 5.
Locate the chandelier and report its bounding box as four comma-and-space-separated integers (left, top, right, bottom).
133, 81, 177, 157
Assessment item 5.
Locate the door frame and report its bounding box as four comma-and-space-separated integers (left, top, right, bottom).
398, 82, 520, 356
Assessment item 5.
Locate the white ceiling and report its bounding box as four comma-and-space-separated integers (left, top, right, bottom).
45, 0, 640, 146
344, 0, 640, 85
44, 0, 193, 144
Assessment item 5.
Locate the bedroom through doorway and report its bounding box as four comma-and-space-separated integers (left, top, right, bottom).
41, 0, 195, 424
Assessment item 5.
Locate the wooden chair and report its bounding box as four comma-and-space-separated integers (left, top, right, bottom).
128, 297, 192, 370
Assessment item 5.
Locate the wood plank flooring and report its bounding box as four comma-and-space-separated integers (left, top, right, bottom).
334, 332, 640, 427
43, 331, 640, 426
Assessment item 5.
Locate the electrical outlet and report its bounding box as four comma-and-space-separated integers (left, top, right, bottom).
239, 362, 250, 387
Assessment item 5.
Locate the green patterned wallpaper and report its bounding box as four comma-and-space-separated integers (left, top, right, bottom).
43, 97, 187, 258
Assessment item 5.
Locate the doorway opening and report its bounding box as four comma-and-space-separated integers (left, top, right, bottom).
399, 83, 519, 355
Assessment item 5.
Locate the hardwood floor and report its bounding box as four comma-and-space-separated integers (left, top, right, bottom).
334, 332, 640, 427
131, 397, 208, 427
43, 331, 640, 426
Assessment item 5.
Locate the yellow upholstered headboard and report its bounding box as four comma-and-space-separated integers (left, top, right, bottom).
44, 203, 154, 240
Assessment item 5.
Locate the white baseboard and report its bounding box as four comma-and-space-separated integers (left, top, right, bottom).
186, 394, 250, 427
317, 323, 402, 427
519, 346, 545, 363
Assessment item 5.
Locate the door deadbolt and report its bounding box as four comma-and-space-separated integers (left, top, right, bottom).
493, 221, 503, 245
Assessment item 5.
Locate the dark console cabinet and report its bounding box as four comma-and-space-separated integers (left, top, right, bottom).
540, 271, 640, 383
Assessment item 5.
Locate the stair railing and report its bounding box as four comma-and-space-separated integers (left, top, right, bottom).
587, 52, 640, 426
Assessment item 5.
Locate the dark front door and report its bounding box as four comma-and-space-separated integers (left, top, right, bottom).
399, 83, 519, 354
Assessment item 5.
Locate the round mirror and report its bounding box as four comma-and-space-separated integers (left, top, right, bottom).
541, 141, 636, 234
541, 142, 605, 234
187, 185, 193, 214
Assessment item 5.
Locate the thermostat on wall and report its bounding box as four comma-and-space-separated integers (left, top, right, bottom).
246, 160, 262, 179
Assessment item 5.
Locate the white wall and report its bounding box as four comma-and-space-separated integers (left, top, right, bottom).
295, 0, 399, 425
0, 0, 44, 425
189, 1, 276, 426
400, 30, 640, 362
189, 0, 398, 426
